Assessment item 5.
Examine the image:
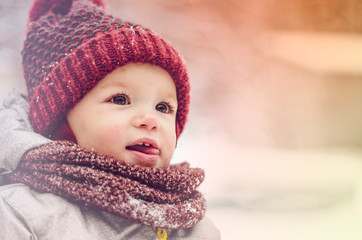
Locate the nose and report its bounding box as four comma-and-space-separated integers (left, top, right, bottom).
133, 113, 159, 131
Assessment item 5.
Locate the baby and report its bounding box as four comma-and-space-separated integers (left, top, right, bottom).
67, 63, 178, 170
0, 0, 219, 239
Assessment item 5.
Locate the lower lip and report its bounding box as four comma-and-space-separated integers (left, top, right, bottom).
127, 149, 158, 164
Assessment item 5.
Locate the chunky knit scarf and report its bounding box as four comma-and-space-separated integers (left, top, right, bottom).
8, 141, 206, 229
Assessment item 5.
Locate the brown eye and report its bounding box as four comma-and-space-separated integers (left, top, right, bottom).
156, 102, 172, 113
109, 94, 130, 105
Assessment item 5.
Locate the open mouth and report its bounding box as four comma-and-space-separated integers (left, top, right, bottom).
126, 142, 160, 155
125, 138, 160, 163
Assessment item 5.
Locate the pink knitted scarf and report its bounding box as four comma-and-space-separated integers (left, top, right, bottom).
8, 141, 206, 229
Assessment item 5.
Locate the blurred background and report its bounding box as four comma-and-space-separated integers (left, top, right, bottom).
1, 0, 362, 239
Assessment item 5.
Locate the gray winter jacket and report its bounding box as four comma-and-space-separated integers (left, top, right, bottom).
0, 90, 220, 240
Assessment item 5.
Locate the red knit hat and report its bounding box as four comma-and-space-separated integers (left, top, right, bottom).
23, 0, 190, 141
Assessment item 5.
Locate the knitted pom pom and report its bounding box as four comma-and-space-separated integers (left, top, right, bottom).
29, 0, 73, 22
91, 0, 105, 7
29, 0, 105, 22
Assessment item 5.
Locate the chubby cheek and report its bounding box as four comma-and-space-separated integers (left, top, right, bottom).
102, 125, 123, 141
161, 132, 177, 169
83, 122, 123, 158
160, 147, 175, 169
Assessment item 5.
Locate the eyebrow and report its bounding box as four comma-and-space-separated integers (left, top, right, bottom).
97, 78, 177, 103
98, 80, 127, 90
163, 91, 178, 102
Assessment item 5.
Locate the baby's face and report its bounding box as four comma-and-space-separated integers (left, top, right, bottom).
67, 63, 178, 169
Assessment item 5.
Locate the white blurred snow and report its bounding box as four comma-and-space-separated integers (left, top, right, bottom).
174, 132, 362, 239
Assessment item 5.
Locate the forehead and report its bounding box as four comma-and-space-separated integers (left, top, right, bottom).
96, 63, 177, 97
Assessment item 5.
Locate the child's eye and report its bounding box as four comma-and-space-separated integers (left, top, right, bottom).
108, 94, 130, 105
155, 102, 173, 114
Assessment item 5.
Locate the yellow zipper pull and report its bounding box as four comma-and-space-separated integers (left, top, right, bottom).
153, 227, 167, 240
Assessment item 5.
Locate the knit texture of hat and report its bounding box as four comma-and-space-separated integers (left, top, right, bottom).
23, 0, 190, 140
